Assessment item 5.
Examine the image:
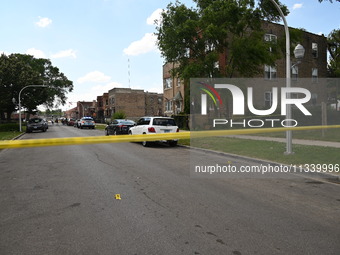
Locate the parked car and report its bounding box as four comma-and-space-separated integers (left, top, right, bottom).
128, 117, 179, 147
74, 119, 80, 128
43, 119, 48, 129
105, 119, 136, 135
78, 117, 95, 129
67, 118, 76, 126
26, 117, 48, 133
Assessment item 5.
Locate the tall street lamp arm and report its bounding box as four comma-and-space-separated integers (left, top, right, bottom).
18, 85, 50, 132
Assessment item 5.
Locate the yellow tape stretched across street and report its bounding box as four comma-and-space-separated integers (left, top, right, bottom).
0, 125, 340, 150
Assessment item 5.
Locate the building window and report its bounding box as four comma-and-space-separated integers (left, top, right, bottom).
264, 34, 277, 52
312, 93, 318, 105
184, 48, 190, 58
264, 34, 277, 43
165, 100, 172, 112
177, 78, 181, 87
264, 65, 277, 80
312, 68, 318, 83
264, 91, 273, 108
175, 101, 182, 114
312, 43, 318, 58
205, 42, 216, 52
292, 66, 298, 81
164, 78, 172, 89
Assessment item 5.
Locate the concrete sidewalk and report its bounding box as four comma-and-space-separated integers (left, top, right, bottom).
229, 135, 340, 148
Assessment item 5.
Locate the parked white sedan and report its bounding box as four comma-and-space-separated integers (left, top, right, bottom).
129, 117, 179, 147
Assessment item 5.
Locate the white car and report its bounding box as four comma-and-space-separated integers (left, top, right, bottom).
129, 117, 179, 147
78, 117, 95, 129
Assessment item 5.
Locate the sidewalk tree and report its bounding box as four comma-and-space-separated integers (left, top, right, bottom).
327, 29, 340, 77
0, 53, 73, 120
155, 0, 288, 113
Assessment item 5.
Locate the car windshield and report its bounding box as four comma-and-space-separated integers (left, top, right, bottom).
118, 120, 135, 125
152, 118, 176, 126
28, 118, 42, 124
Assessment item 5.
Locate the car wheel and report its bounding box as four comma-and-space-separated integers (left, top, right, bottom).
142, 140, 149, 147
114, 130, 117, 136
168, 140, 178, 147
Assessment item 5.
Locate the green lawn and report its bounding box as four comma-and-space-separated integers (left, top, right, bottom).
253, 128, 340, 142
95, 123, 106, 131
179, 137, 340, 171
0, 131, 22, 140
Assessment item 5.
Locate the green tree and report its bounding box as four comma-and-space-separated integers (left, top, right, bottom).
0, 53, 73, 120
327, 29, 340, 77
155, 0, 288, 113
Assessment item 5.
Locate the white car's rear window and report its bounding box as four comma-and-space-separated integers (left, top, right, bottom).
152, 118, 176, 126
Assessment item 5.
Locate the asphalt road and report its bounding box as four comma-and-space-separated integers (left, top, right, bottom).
0, 124, 339, 255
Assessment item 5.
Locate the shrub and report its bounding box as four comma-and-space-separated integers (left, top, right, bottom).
112, 111, 126, 120
0, 123, 20, 132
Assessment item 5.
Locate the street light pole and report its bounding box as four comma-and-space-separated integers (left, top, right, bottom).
79, 102, 85, 118
269, 0, 293, 154
18, 85, 50, 132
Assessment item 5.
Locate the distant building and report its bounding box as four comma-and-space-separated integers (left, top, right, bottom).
163, 62, 185, 116
95, 93, 109, 122
77, 101, 96, 119
107, 88, 163, 119
65, 107, 77, 119
145, 91, 163, 116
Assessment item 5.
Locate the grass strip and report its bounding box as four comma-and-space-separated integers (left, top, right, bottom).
179, 137, 340, 169
253, 128, 340, 142
0, 132, 22, 141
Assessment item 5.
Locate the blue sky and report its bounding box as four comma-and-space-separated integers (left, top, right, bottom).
0, 0, 339, 110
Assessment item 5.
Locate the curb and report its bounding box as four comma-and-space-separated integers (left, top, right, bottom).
180, 145, 340, 183
13, 132, 25, 140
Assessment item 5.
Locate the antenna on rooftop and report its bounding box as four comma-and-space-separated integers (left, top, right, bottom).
128, 58, 131, 88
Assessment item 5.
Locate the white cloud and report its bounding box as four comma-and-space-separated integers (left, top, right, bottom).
36, 17, 52, 28
77, 71, 111, 84
147, 8, 163, 26
51, 49, 77, 59
26, 48, 46, 58
292, 3, 303, 10
123, 33, 158, 56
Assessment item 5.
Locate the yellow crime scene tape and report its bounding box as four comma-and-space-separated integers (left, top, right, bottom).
0, 125, 340, 150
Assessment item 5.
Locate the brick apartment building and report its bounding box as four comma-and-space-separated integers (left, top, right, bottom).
163, 22, 328, 116
107, 88, 163, 119
76, 101, 96, 118
96, 93, 109, 122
